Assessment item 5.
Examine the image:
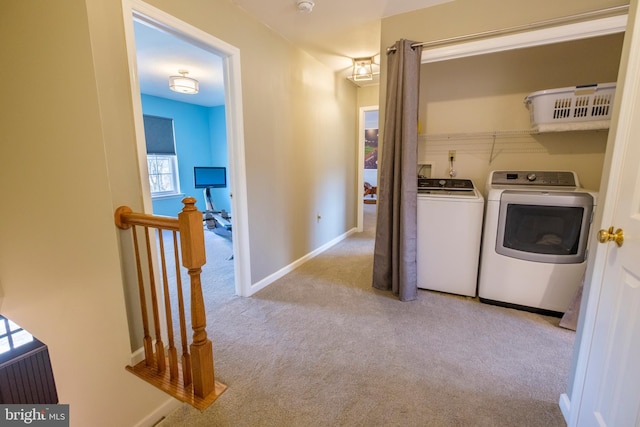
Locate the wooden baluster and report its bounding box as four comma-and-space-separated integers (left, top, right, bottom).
116, 204, 226, 408
173, 231, 192, 387
131, 226, 154, 366
178, 197, 214, 398
144, 227, 165, 373
157, 230, 178, 381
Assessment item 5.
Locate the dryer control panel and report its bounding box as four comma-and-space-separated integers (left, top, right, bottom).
491, 171, 577, 187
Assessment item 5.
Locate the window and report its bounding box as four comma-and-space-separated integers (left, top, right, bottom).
143, 115, 180, 197
147, 154, 180, 196
0, 315, 34, 356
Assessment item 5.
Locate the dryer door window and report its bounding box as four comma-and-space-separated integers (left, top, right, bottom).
496, 191, 594, 264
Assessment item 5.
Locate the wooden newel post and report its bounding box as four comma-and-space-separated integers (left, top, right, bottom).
178, 197, 215, 398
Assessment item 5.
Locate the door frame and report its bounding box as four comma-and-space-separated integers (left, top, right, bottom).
121, 0, 252, 296
357, 105, 379, 232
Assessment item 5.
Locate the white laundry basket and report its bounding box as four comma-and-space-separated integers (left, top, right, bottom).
524, 82, 616, 132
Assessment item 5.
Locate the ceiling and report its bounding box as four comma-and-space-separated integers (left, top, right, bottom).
231, 0, 454, 74
133, 0, 454, 106
134, 20, 226, 107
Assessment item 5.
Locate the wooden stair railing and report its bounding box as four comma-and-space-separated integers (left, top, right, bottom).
114, 197, 226, 410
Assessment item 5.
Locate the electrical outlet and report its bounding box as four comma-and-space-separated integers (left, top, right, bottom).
448, 150, 456, 162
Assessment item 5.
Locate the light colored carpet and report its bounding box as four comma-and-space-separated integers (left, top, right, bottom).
159, 204, 574, 426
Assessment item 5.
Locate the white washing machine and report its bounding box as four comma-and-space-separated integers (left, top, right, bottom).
417, 178, 484, 297
477, 170, 597, 315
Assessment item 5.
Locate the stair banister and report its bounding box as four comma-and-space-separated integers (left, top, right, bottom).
114, 197, 226, 409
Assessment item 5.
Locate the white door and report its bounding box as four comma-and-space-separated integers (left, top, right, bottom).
575, 1, 640, 425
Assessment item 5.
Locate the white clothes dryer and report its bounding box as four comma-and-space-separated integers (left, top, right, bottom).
417, 178, 484, 297
477, 170, 597, 315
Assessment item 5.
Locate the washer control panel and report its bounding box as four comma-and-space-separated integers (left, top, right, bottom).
491, 171, 577, 187
418, 178, 474, 190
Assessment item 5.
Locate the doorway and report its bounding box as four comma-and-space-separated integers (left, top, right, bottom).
121, 0, 252, 297
357, 106, 379, 232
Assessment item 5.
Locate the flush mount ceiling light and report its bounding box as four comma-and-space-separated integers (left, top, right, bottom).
169, 70, 199, 94
352, 57, 373, 81
296, 0, 315, 13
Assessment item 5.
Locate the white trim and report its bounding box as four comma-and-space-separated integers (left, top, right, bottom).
559, 392, 571, 423
357, 106, 378, 232
130, 346, 146, 366
422, 15, 628, 64
245, 228, 358, 296
224, 50, 253, 297
151, 193, 185, 200
121, 0, 251, 297
133, 397, 182, 427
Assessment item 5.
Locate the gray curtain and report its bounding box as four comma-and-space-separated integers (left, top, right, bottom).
372, 39, 423, 302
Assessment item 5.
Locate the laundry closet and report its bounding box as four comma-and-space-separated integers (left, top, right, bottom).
413, 27, 624, 307
417, 32, 624, 194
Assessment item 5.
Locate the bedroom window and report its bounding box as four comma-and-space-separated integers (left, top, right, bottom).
143, 114, 180, 197
147, 154, 180, 196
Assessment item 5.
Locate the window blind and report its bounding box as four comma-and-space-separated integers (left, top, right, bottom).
143, 115, 176, 155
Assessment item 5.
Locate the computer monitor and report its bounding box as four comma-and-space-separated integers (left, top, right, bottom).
194, 166, 226, 188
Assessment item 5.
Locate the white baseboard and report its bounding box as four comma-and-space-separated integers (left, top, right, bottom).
130, 345, 146, 366
559, 393, 571, 425
246, 227, 358, 296
133, 397, 182, 427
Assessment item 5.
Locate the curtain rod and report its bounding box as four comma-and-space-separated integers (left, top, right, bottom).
386, 5, 629, 54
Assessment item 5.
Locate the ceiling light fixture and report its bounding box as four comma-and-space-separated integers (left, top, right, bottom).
169, 70, 199, 94
352, 57, 373, 82
296, 0, 314, 13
